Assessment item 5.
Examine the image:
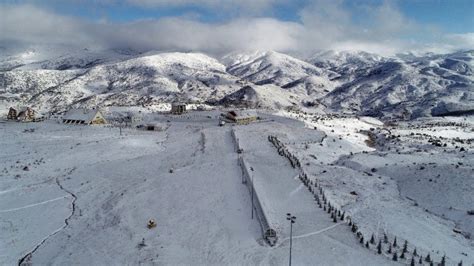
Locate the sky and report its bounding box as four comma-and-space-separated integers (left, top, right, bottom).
0, 0, 473, 55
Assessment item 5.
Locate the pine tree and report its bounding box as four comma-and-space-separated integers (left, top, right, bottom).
413, 248, 417, 257
340, 212, 345, 221
360, 236, 364, 244
392, 252, 398, 261
425, 253, 431, 262
388, 245, 392, 254
370, 234, 375, 244
384, 233, 388, 243
377, 240, 382, 254
410, 257, 415, 266
419, 256, 423, 264
393, 237, 398, 247
440, 255, 446, 266
429, 261, 433, 266
365, 241, 369, 248
351, 224, 357, 232
458, 260, 463, 266
333, 214, 337, 223
403, 240, 408, 253
400, 251, 405, 259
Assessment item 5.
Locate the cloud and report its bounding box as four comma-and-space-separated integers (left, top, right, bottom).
0, 2, 472, 56
126, 0, 285, 12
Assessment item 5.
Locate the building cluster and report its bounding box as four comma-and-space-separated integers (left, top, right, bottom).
7, 107, 37, 122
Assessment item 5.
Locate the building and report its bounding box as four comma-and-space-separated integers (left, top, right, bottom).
137, 123, 164, 131
170, 102, 186, 115
7, 107, 35, 122
225, 110, 258, 125
62, 108, 107, 125
121, 113, 143, 127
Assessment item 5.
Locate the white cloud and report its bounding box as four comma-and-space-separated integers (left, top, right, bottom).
126, 0, 284, 11
0, 3, 471, 56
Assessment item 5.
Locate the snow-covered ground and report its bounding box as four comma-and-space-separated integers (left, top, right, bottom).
273, 111, 474, 265
1, 110, 472, 265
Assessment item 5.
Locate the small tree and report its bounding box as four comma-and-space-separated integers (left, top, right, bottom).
370, 234, 375, 244
388, 245, 392, 254
340, 212, 345, 221
425, 253, 431, 262
384, 233, 388, 243
403, 240, 408, 253
392, 252, 398, 261
458, 260, 463, 266
365, 241, 369, 248
333, 214, 337, 223
360, 236, 364, 244
377, 240, 382, 254
413, 248, 417, 257
440, 255, 446, 266
400, 251, 405, 259
393, 237, 398, 247
419, 256, 422, 264
351, 224, 357, 233
410, 257, 415, 266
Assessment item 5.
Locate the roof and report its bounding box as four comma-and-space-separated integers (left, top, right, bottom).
63, 109, 101, 122
10, 106, 33, 112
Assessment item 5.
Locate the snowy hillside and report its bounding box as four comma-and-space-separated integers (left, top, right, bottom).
321, 50, 474, 119
1, 47, 473, 120
1, 52, 245, 114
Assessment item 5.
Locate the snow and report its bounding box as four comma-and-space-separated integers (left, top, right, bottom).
1, 45, 473, 265
271, 110, 474, 265
62, 108, 101, 122
1, 113, 401, 265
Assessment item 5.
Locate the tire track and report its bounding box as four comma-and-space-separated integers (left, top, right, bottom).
18, 172, 78, 265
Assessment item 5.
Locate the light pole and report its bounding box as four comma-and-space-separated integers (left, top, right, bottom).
287, 213, 296, 266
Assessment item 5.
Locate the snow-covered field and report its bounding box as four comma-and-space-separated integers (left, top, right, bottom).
0, 110, 472, 265
275, 111, 474, 265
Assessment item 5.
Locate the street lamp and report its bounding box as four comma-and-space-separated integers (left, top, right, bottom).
287, 213, 296, 266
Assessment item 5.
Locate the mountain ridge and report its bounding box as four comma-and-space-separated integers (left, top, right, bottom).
1, 47, 472, 120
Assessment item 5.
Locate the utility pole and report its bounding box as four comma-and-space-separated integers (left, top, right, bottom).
287, 213, 296, 266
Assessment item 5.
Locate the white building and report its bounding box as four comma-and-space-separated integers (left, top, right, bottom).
62, 109, 107, 125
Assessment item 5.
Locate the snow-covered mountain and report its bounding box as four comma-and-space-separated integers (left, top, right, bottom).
1, 47, 473, 119
2, 52, 245, 113
322, 50, 474, 119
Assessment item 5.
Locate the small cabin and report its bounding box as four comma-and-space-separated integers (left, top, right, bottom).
7, 107, 35, 122
62, 108, 107, 125
170, 102, 186, 115
226, 110, 258, 125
